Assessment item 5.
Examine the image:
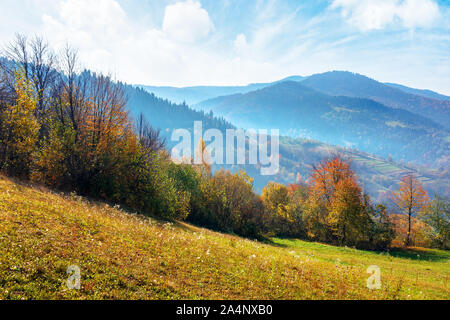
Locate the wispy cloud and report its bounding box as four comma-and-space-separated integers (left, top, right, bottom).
330, 0, 441, 31
0, 0, 448, 94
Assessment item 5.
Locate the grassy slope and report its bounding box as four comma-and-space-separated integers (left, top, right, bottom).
0, 176, 448, 300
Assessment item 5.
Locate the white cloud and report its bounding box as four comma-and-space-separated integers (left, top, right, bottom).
331, 0, 440, 31
35, 0, 277, 87
41, 0, 130, 52
233, 33, 249, 55
1, 0, 448, 94
162, 0, 214, 43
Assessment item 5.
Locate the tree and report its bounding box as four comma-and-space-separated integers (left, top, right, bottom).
328, 177, 366, 245
420, 195, 449, 249
306, 157, 355, 242
262, 182, 305, 236
195, 138, 211, 177
262, 182, 291, 233
2, 34, 57, 119
0, 69, 39, 176
391, 174, 430, 246
305, 157, 378, 247
135, 112, 166, 155
364, 201, 396, 250
188, 169, 264, 239
309, 157, 355, 207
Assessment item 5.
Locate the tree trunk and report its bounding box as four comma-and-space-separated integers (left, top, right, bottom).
406, 208, 412, 246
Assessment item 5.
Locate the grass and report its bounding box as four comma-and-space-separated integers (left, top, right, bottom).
0, 176, 449, 300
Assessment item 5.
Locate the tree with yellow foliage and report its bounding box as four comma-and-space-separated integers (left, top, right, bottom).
262, 182, 296, 235
0, 69, 39, 177
328, 177, 367, 245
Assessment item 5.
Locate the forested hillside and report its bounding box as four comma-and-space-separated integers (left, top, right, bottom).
385, 82, 450, 102
125, 85, 234, 133
301, 71, 450, 128
195, 81, 449, 167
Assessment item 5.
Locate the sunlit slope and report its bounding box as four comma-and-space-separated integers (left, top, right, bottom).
0, 176, 448, 300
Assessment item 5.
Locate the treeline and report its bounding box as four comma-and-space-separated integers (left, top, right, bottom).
0, 36, 447, 250
126, 85, 234, 135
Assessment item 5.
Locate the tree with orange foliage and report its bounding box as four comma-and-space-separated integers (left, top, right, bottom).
306, 157, 373, 246
309, 157, 355, 206
391, 174, 430, 246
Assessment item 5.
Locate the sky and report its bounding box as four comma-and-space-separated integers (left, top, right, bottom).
0, 0, 449, 94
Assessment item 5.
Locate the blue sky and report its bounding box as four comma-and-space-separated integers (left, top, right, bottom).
1, 0, 449, 94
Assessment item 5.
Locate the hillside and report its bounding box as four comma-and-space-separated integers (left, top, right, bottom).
301, 71, 450, 128
274, 137, 449, 201
124, 85, 449, 199
194, 81, 449, 167
0, 176, 448, 300
125, 85, 234, 133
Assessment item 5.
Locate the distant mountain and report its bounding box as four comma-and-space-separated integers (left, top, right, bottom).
301, 71, 450, 128
137, 75, 305, 106
195, 81, 449, 166
385, 82, 450, 101
124, 83, 449, 198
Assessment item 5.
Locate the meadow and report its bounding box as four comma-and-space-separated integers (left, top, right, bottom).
0, 176, 448, 300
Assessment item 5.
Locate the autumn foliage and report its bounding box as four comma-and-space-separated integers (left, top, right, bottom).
304, 158, 394, 249
0, 35, 447, 249
0, 69, 39, 177
391, 174, 430, 246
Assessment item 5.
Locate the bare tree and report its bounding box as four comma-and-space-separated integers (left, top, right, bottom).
53, 45, 89, 140
29, 36, 57, 116
2, 34, 57, 117
136, 112, 166, 154
3, 34, 29, 79
0, 62, 11, 106
88, 74, 128, 148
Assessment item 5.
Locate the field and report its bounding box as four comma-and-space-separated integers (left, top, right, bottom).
0, 176, 448, 300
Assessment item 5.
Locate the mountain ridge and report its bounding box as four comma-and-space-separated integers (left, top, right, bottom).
301, 71, 450, 128
136, 75, 306, 106
193, 80, 449, 167
138, 71, 450, 130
